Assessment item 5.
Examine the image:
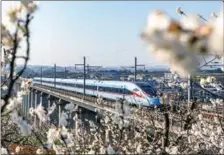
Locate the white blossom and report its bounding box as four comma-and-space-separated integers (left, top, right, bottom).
170, 146, 178, 154
181, 14, 201, 30
214, 117, 219, 124
60, 126, 75, 147
47, 102, 56, 115
136, 143, 142, 153
1, 148, 8, 154
33, 103, 48, 122
2, 85, 8, 90
180, 82, 188, 89
144, 10, 171, 35
0, 100, 5, 109
52, 144, 65, 155
220, 149, 224, 154
20, 1, 39, 14
107, 144, 115, 154
29, 107, 35, 116
64, 103, 75, 112
88, 149, 95, 154
100, 145, 106, 154
198, 114, 203, 121
59, 111, 68, 127
209, 9, 224, 56
47, 127, 59, 144
7, 6, 21, 23
141, 8, 223, 77
10, 111, 32, 136
15, 146, 21, 153
206, 76, 215, 83
200, 78, 206, 88
36, 148, 44, 154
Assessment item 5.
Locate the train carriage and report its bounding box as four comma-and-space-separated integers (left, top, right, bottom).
33, 77, 161, 107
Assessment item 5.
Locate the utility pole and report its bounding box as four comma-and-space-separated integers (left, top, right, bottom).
134, 57, 137, 82
54, 64, 56, 88
222, 56, 224, 72
75, 57, 86, 99
75, 57, 102, 99
84, 56, 86, 99
41, 66, 42, 86
121, 57, 145, 82
187, 74, 192, 104
64, 67, 67, 79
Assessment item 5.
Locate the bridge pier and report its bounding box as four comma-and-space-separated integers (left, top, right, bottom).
40, 92, 44, 105
30, 89, 33, 111
34, 90, 38, 128
74, 105, 79, 136
58, 104, 61, 127
26, 91, 30, 117
22, 95, 26, 115
47, 95, 51, 125
24, 94, 27, 116
58, 99, 62, 128
69, 106, 72, 129
38, 92, 44, 127
26, 93, 28, 116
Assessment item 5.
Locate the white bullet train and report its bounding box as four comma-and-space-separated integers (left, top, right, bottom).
33, 77, 161, 107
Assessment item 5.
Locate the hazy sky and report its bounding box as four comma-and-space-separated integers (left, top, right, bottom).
2, 1, 222, 67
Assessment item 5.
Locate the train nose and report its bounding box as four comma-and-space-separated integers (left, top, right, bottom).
148, 97, 160, 106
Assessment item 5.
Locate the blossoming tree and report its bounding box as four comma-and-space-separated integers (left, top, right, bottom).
1, 1, 224, 155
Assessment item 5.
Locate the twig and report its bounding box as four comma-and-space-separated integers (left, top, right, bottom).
1, 14, 32, 113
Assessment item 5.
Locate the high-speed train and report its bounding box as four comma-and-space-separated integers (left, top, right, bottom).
33, 77, 161, 107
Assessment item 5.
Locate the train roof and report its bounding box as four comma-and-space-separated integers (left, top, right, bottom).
33, 77, 151, 87
33, 77, 132, 85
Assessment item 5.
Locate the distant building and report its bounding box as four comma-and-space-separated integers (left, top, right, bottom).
164, 73, 175, 81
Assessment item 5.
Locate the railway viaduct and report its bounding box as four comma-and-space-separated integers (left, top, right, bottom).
14, 79, 224, 133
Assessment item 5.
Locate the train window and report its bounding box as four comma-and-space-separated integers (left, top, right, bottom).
115, 88, 120, 94
92, 86, 97, 90
103, 87, 107, 91
87, 85, 91, 89
108, 87, 113, 93
135, 82, 157, 96
141, 86, 156, 96
133, 88, 139, 92
70, 83, 76, 87
99, 87, 103, 91
110, 88, 114, 93
124, 89, 132, 95
118, 88, 123, 94
105, 87, 111, 92
115, 88, 119, 93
